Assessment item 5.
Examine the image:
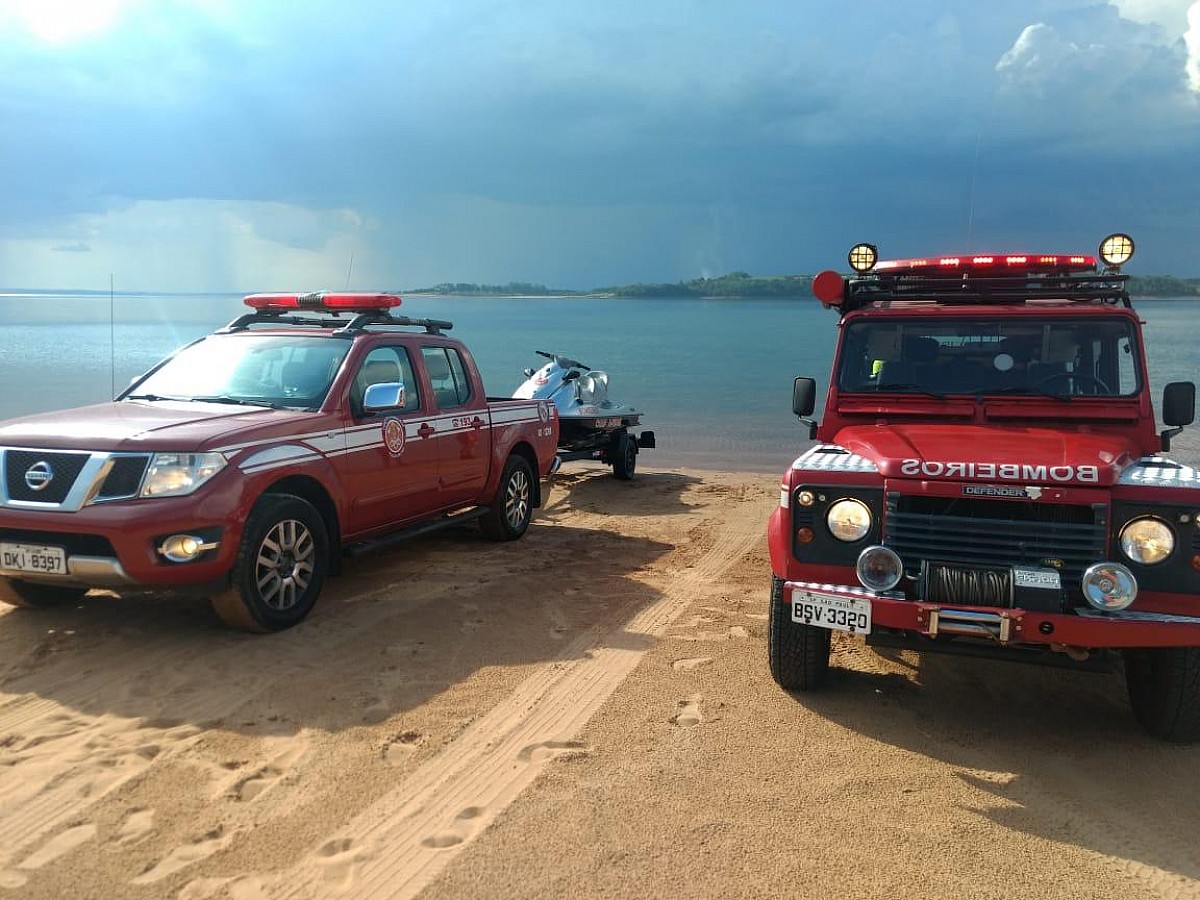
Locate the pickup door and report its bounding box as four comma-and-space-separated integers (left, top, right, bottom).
341, 343, 442, 534
419, 345, 491, 507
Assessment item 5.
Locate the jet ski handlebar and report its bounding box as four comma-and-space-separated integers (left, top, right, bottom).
535, 350, 590, 371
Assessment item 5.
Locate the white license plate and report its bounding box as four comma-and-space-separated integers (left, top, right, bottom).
0, 542, 67, 576
790, 588, 872, 634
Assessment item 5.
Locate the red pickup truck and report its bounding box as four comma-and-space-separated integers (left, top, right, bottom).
770, 235, 1200, 741
0, 292, 560, 631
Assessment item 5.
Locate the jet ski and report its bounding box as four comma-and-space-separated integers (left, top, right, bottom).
512, 351, 655, 479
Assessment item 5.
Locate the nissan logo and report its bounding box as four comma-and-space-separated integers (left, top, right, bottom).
24, 461, 54, 492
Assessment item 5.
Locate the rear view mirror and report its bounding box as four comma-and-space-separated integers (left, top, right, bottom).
1160, 381, 1194, 451
363, 381, 405, 413
793, 377, 816, 417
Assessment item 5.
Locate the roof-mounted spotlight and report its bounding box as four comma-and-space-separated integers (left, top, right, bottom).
848, 243, 879, 273
1098, 233, 1135, 269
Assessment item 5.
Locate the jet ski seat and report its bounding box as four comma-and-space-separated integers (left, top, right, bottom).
576, 371, 609, 405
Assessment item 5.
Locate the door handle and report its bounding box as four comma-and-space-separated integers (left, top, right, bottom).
418, 423, 435, 439
471, 417, 483, 429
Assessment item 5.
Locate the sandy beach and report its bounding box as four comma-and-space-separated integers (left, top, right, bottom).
0, 458, 1198, 900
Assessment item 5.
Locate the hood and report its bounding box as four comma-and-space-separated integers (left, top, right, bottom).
0, 400, 311, 452
835, 423, 1141, 487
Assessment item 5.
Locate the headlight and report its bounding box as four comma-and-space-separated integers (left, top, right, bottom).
826, 498, 871, 542
1119, 517, 1174, 565
140, 452, 227, 498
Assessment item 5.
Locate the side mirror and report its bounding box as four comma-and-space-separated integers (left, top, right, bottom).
363, 381, 406, 413
793, 377, 818, 440
793, 377, 816, 417
1160, 381, 1194, 451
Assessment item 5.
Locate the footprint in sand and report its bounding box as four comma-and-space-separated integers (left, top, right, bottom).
516, 740, 589, 763
420, 806, 487, 850
314, 836, 371, 889
132, 826, 232, 884
116, 807, 156, 845
179, 874, 268, 900
17, 821, 97, 869
382, 730, 425, 764
671, 695, 704, 727
671, 656, 713, 671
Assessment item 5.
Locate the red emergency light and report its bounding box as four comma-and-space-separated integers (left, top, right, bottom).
243, 292, 402, 312
873, 254, 1096, 274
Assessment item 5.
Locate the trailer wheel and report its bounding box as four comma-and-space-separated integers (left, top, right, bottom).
481, 455, 534, 541
768, 575, 830, 690
611, 430, 636, 480
0, 578, 87, 609
211, 494, 328, 633
1124, 647, 1200, 742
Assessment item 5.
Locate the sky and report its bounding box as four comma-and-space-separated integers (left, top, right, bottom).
1, 0, 1198, 292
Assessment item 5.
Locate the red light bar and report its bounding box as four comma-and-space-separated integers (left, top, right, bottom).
873, 254, 1096, 274
243, 292, 402, 312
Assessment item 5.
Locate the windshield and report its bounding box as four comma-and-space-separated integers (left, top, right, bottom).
126, 334, 351, 409
836, 317, 1141, 398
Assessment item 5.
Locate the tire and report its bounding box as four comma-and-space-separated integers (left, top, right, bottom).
481, 455, 534, 542
210, 494, 329, 633
1124, 647, 1200, 742
0, 578, 87, 609
767, 575, 831, 690
611, 430, 636, 480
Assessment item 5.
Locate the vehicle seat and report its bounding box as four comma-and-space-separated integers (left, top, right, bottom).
576, 371, 609, 405
424, 351, 460, 408
351, 359, 401, 413
878, 337, 938, 388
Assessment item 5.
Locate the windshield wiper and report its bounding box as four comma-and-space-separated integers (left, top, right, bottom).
124, 393, 180, 402
191, 395, 280, 409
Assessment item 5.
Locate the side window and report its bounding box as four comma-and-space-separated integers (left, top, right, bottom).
350, 346, 420, 416
421, 347, 473, 408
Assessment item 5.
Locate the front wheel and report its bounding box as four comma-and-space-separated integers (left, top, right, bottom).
0, 578, 87, 609
211, 494, 329, 633
611, 430, 636, 480
1124, 647, 1200, 742
767, 575, 830, 690
481, 455, 534, 541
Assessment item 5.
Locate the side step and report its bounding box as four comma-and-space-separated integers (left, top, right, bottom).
345, 506, 488, 558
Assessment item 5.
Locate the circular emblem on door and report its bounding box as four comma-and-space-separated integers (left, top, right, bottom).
24, 461, 54, 491
538, 402, 549, 422
382, 417, 406, 457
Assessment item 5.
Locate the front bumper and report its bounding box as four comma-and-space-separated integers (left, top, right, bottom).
785, 580, 1200, 649
0, 490, 244, 591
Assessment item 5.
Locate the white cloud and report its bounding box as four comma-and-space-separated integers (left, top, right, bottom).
1187, 1, 1200, 90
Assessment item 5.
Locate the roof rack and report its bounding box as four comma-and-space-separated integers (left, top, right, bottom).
217, 309, 454, 335
841, 270, 1131, 312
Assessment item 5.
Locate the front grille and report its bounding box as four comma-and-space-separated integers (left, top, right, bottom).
885, 493, 1106, 590
5, 450, 90, 503
97, 456, 149, 500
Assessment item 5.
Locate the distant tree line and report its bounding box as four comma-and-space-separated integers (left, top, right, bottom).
405, 272, 1200, 299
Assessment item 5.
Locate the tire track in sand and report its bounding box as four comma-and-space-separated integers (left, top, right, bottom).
266, 504, 764, 900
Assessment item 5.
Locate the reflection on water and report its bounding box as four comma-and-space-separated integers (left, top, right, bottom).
0, 293, 1196, 471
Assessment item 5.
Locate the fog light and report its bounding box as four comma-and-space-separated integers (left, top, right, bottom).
1081, 562, 1137, 611
856, 545, 903, 592
796, 527, 814, 544
159, 533, 214, 563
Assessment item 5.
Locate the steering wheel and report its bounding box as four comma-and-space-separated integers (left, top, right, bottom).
1032, 371, 1111, 395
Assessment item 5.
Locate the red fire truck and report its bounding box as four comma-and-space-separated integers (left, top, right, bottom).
768, 235, 1200, 741
0, 293, 559, 632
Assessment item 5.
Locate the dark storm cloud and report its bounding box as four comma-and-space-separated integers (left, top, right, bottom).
2, 0, 1199, 286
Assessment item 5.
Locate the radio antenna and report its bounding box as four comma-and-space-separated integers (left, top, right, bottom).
110, 273, 116, 399
345, 251, 355, 289
965, 132, 981, 249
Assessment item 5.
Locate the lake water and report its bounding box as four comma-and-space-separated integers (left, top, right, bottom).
1, 292, 1197, 473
